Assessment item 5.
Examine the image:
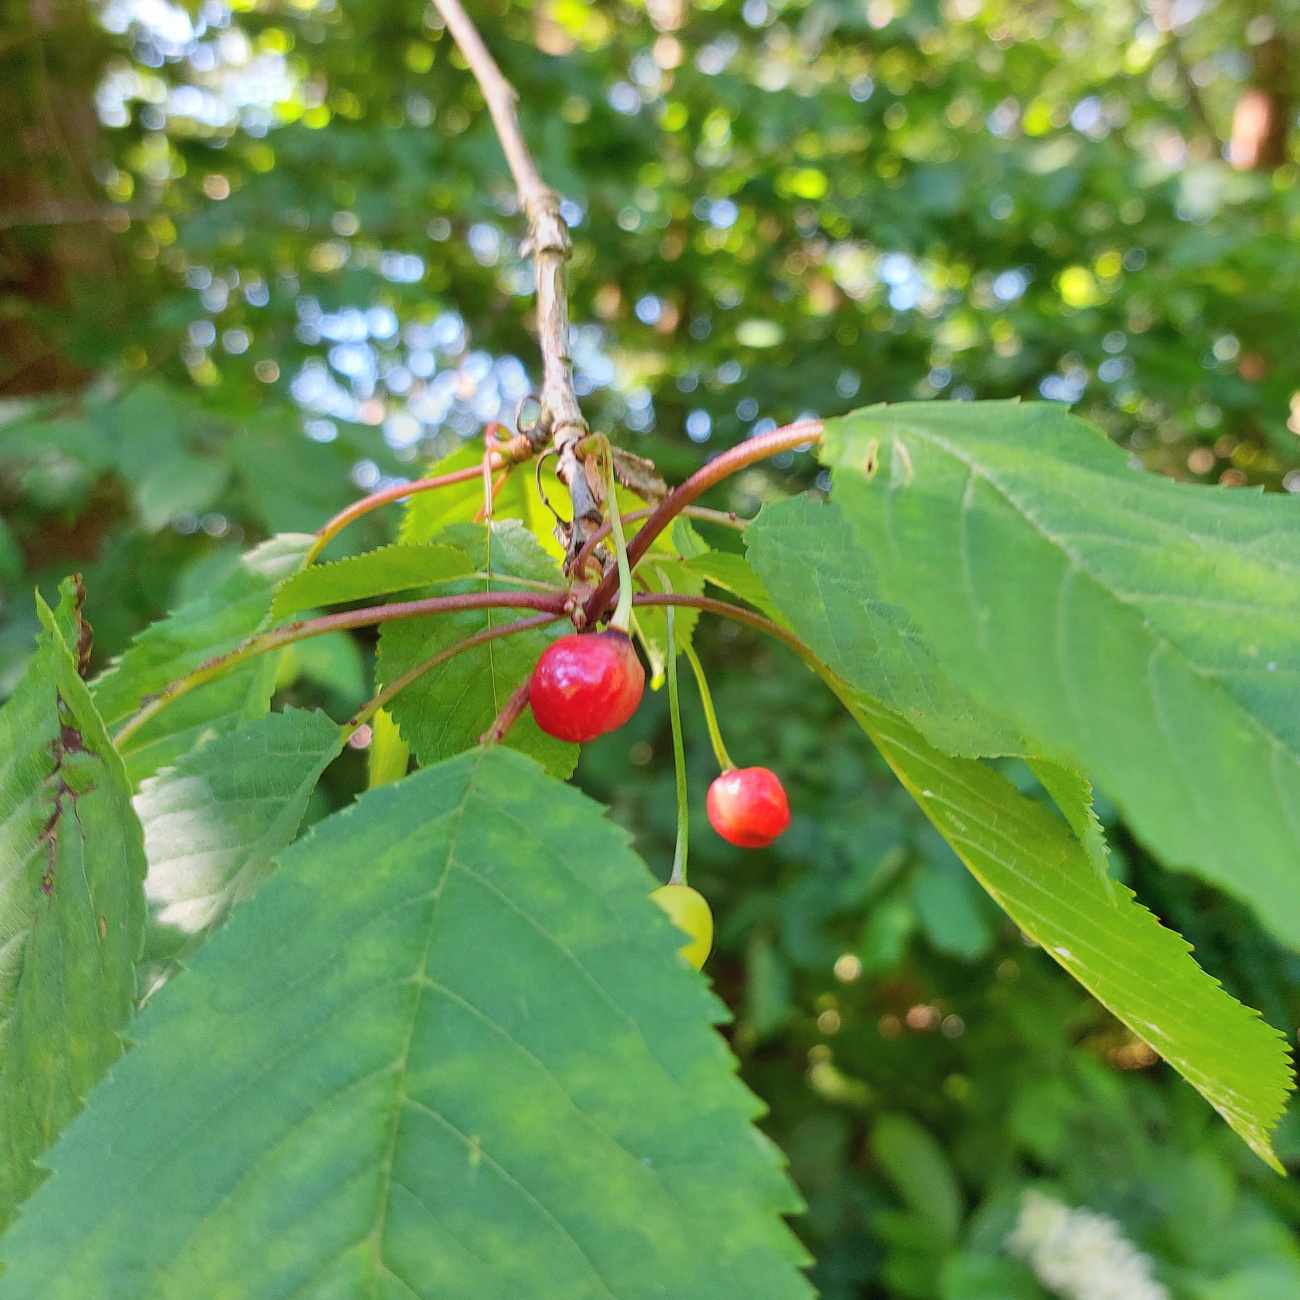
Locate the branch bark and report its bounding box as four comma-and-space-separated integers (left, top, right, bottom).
431, 0, 600, 556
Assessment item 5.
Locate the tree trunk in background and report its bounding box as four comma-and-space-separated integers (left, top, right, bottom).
0, 0, 120, 396
1230, 34, 1292, 172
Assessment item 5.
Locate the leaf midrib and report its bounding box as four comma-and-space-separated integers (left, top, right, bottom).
365, 749, 478, 1297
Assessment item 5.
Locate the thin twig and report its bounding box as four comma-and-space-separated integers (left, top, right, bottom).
583, 419, 823, 625
432, 0, 599, 554
0, 202, 137, 230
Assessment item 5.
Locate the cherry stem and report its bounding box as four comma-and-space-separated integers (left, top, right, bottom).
304, 431, 534, 564
113, 590, 566, 748
479, 676, 533, 747
665, 605, 689, 887
602, 439, 635, 634
682, 641, 734, 772
582, 418, 823, 626
629, 590, 816, 664
572, 504, 748, 578
114, 570, 814, 759
350, 612, 561, 733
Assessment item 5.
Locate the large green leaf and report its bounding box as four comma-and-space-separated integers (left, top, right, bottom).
135, 708, 344, 973
0, 583, 146, 1227
376, 521, 576, 777
93, 535, 313, 784
844, 689, 1291, 1171
744, 511, 1291, 1165
820, 401, 1300, 944
270, 543, 475, 619
746, 495, 1022, 758
0, 748, 811, 1298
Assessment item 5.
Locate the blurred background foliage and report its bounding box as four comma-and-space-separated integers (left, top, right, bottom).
3, 0, 1300, 1293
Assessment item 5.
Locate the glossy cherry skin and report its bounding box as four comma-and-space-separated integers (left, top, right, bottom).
651, 884, 713, 969
706, 767, 791, 848
529, 630, 645, 743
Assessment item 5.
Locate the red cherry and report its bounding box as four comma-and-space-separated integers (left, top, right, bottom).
529, 630, 646, 743
706, 767, 790, 848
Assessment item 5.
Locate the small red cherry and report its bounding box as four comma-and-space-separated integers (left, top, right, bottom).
529, 629, 645, 743
706, 767, 790, 848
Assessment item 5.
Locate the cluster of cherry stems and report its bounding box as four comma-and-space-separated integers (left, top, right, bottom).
530, 623, 790, 970
114, 421, 819, 971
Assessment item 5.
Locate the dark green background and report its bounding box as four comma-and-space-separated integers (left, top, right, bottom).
3, 0, 1300, 1291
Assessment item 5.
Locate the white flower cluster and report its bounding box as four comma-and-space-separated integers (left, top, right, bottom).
1007, 1189, 1169, 1300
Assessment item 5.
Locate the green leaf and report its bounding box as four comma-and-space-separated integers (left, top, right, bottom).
683, 549, 791, 627
270, 543, 475, 619
910, 857, 994, 960
0, 582, 146, 1228
633, 559, 704, 691
0, 748, 812, 1298
872, 1113, 964, 1242
134, 708, 344, 972
845, 689, 1292, 1171
377, 521, 576, 777
131, 453, 229, 534
939, 1254, 1041, 1300
746, 494, 1023, 758
229, 420, 360, 537
859, 894, 916, 973
367, 707, 409, 788
1025, 758, 1113, 885
402, 445, 569, 560
821, 400, 1300, 944
92, 535, 313, 784
276, 632, 367, 713
744, 933, 793, 1042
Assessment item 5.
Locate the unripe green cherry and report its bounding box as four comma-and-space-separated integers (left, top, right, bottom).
651, 883, 713, 970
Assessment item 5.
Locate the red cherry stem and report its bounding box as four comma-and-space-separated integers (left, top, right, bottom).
681, 640, 734, 773
630, 592, 811, 660
351, 613, 562, 734
582, 418, 823, 627
478, 676, 533, 746
665, 604, 690, 887
305, 433, 535, 564
572, 504, 748, 579
113, 590, 568, 748
116, 571, 816, 761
